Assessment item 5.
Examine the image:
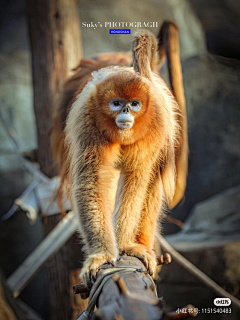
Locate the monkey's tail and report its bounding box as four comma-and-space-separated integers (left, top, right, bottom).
158, 22, 189, 209
132, 30, 160, 79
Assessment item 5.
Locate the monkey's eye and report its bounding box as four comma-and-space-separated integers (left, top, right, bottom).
130, 100, 141, 112
132, 101, 139, 106
110, 99, 123, 111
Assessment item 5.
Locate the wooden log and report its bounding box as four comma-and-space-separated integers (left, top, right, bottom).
74, 255, 199, 320
26, 1, 83, 319
76, 256, 164, 320
44, 214, 84, 320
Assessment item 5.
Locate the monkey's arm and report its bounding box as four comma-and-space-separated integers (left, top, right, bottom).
67, 133, 120, 287
113, 142, 161, 276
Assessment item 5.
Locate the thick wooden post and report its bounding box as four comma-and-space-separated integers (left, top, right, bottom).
26, 1, 82, 319
26, 0, 82, 177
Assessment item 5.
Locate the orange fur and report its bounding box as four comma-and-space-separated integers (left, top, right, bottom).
51, 26, 188, 286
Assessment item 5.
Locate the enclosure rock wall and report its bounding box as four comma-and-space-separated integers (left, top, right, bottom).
190, 0, 240, 59
166, 54, 240, 231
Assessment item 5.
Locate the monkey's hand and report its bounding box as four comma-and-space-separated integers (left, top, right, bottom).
120, 244, 157, 277
80, 252, 117, 289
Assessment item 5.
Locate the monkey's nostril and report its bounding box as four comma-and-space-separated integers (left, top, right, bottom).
123, 107, 130, 113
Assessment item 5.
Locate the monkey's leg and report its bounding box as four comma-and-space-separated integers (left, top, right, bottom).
118, 169, 163, 277
72, 145, 120, 288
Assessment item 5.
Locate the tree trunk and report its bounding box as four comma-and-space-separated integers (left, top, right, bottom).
26, 1, 82, 319
44, 219, 85, 320
26, 0, 82, 177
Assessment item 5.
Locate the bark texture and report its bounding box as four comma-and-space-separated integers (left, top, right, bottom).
26, 1, 82, 319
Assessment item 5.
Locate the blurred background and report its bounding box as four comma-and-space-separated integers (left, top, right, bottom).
0, 0, 240, 319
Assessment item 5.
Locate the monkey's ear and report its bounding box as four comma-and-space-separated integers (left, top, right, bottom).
132, 30, 159, 79
160, 141, 176, 206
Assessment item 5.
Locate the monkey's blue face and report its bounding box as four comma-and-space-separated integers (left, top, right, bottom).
109, 99, 141, 129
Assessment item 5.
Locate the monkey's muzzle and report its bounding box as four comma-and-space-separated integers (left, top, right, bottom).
115, 113, 134, 129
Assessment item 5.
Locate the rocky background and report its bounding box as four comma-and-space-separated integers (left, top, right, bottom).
0, 0, 240, 319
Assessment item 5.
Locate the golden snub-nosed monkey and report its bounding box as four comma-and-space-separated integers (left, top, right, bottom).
51, 22, 188, 288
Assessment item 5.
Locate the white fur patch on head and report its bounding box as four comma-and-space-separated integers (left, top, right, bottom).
91, 66, 134, 85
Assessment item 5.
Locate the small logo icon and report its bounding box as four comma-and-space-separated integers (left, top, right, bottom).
214, 298, 231, 306
109, 29, 131, 35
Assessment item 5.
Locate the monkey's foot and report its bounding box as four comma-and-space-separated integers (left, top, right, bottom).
80, 252, 117, 289
120, 244, 157, 277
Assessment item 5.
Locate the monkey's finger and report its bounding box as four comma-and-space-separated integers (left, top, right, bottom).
138, 255, 149, 270
110, 260, 116, 267
148, 260, 157, 277
122, 249, 149, 270
127, 252, 149, 269
90, 268, 97, 283
88, 270, 95, 289
82, 272, 92, 290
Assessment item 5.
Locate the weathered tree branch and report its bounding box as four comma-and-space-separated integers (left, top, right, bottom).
74, 255, 197, 320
